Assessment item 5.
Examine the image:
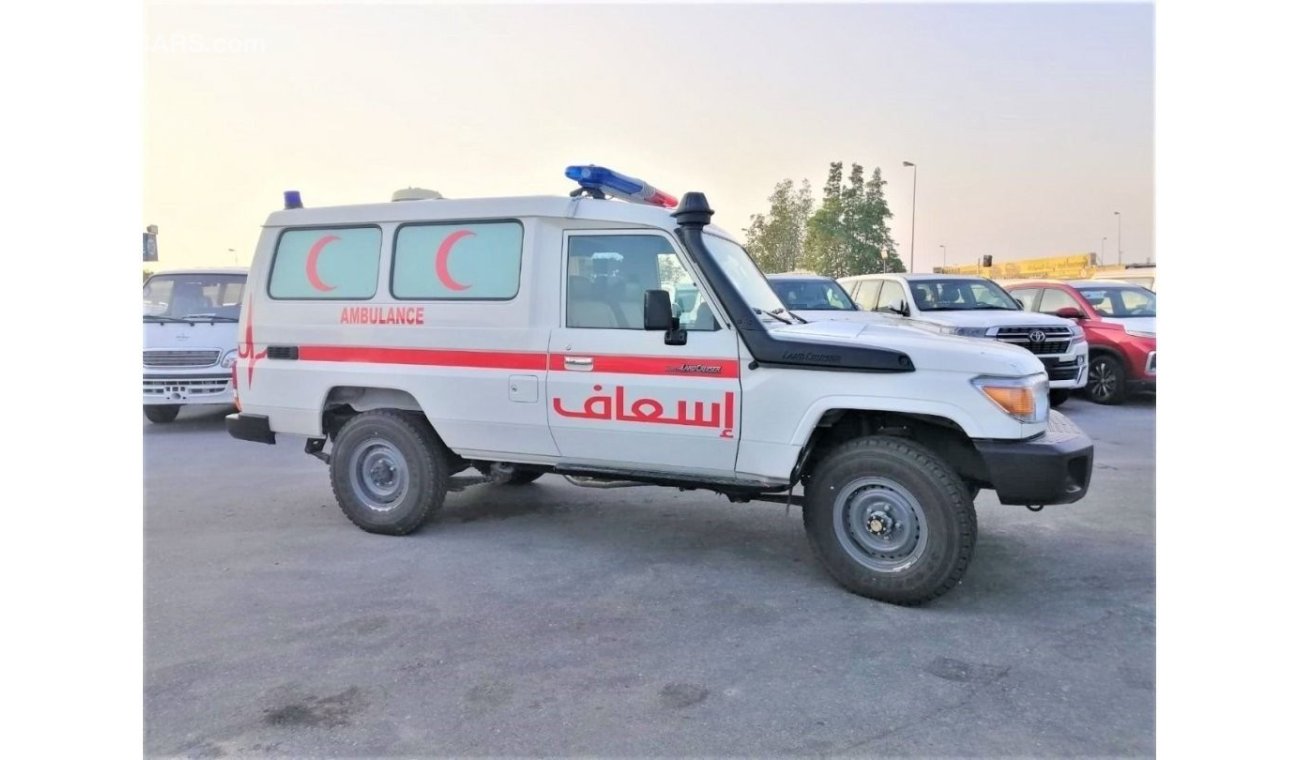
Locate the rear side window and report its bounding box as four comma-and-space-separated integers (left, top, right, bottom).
270, 227, 381, 300
393, 221, 524, 300
1008, 287, 1041, 310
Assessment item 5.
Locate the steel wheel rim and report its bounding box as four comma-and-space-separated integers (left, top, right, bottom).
1089, 358, 1118, 400
832, 476, 929, 573
349, 439, 410, 512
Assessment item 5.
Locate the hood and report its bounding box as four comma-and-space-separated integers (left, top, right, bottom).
143, 320, 238, 351
1100, 316, 1156, 336
768, 318, 1043, 378
911, 309, 1073, 330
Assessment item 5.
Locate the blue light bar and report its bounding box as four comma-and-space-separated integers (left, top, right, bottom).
565, 165, 678, 208
284, 190, 303, 210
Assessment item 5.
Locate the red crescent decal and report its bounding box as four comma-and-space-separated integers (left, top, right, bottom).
435, 229, 474, 291
306, 235, 340, 292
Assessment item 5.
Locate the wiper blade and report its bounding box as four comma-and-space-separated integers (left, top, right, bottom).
969, 305, 1017, 310
144, 315, 187, 323
756, 307, 793, 325
181, 314, 238, 322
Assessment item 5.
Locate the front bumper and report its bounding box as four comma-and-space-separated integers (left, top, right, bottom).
226, 413, 276, 445
144, 372, 233, 406
973, 411, 1093, 505
1040, 347, 1088, 390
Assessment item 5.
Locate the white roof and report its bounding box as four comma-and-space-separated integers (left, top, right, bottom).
263, 194, 739, 242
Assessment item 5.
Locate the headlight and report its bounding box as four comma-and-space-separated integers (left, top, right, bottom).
940, 326, 993, 338
1124, 324, 1156, 339
972, 374, 1049, 423
220, 349, 238, 369
1069, 323, 1086, 343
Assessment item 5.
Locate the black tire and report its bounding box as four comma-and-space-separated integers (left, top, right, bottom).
1049, 389, 1072, 407
329, 410, 450, 535
1087, 354, 1129, 405
144, 405, 180, 424
803, 436, 977, 606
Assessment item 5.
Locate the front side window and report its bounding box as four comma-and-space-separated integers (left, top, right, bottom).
144, 273, 246, 321
699, 235, 787, 318
852, 280, 883, 310
566, 233, 717, 330
393, 221, 523, 300
270, 226, 381, 300
909, 279, 1019, 311
1036, 288, 1078, 315
876, 280, 906, 312
1076, 286, 1156, 317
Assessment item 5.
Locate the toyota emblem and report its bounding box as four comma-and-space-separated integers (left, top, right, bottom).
1028, 329, 1047, 343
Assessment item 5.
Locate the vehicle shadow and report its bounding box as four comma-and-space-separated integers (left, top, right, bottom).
142, 405, 234, 433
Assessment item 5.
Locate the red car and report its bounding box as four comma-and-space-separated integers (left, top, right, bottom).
1005, 281, 1155, 404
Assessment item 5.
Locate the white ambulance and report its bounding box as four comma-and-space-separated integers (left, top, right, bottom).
143, 267, 247, 422
227, 166, 1093, 605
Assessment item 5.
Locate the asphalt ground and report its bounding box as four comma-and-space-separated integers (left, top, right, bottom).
145, 395, 1155, 757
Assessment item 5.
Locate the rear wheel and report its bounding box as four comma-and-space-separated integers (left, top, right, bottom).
329, 410, 450, 535
803, 436, 977, 605
1087, 354, 1129, 405
1049, 389, 1072, 407
144, 405, 180, 424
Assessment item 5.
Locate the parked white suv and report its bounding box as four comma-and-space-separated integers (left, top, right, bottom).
143, 268, 247, 423
226, 166, 1093, 605
839, 273, 1088, 406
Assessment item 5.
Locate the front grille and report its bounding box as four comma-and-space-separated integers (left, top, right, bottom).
144, 350, 220, 368
995, 327, 1073, 356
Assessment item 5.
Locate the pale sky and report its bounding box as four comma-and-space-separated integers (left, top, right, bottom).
145, 2, 1153, 273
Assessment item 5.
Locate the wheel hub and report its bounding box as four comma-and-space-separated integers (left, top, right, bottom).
349, 440, 410, 511
833, 477, 929, 573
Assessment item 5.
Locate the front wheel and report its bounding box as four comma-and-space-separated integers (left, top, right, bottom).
329, 410, 450, 535
144, 405, 180, 424
803, 436, 977, 605
1087, 354, 1129, 405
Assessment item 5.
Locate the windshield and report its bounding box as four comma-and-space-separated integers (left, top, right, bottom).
1074, 285, 1156, 318
772, 278, 857, 311
701, 234, 787, 317
144, 273, 246, 320
910, 279, 1019, 311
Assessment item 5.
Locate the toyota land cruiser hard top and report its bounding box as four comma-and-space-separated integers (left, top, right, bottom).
837, 273, 1090, 407
227, 165, 1093, 605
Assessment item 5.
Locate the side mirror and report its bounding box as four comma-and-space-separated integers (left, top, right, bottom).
884, 298, 909, 316
644, 289, 687, 345
1055, 307, 1086, 320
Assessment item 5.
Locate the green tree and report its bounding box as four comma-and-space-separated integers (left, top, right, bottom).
743, 178, 813, 273
844, 165, 905, 274
805, 162, 850, 277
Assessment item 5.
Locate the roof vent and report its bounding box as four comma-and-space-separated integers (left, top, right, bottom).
392, 187, 444, 202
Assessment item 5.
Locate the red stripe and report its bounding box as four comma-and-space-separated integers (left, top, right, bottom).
299, 346, 546, 370
548, 353, 739, 378
294, 346, 738, 377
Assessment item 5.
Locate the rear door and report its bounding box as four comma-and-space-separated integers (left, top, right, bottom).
547, 230, 742, 477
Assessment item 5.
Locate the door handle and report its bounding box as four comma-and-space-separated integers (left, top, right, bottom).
564, 356, 594, 371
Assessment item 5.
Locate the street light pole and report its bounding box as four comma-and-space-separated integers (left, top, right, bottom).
940, 244, 947, 270
904, 161, 917, 272
1101, 236, 1107, 265
1114, 211, 1122, 267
